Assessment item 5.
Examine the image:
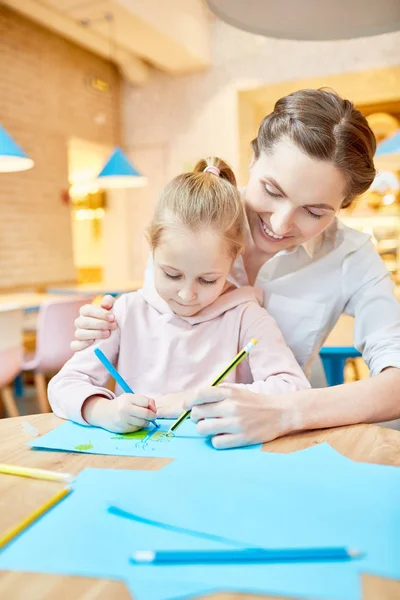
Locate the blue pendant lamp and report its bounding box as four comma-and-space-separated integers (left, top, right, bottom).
375, 130, 400, 171
0, 125, 34, 172
95, 147, 147, 189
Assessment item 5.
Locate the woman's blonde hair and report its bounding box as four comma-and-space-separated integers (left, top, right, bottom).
147, 157, 245, 258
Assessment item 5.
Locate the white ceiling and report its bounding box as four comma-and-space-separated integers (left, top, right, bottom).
4, 0, 211, 85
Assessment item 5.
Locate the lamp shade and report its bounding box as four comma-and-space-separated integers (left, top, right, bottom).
0, 125, 34, 172
205, 0, 400, 41
375, 130, 400, 171
95, 147, 147, 189
376, 130, 400, 156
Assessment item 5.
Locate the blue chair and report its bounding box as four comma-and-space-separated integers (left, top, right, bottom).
319, 346, 362, 386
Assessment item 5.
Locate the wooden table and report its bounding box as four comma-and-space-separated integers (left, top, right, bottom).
46, 281, 143, 297
0, 293, 78, 314
1, 414, 400, 600
0, 293, 80, 336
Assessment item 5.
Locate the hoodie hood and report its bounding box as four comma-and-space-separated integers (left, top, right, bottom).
139, 281, 263, 325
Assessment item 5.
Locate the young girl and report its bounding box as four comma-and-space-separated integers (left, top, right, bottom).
48, 157, 309, 434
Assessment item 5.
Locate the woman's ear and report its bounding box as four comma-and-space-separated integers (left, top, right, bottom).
249, 153, 256, 169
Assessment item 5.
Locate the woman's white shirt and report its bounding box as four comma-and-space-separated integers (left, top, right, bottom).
145, 218, 400, 377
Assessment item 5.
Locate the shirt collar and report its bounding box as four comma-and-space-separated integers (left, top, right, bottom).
302, 236, 319, 258
301, 219, 338, 258
273, 238, 319, 259
275, 222, 337, 260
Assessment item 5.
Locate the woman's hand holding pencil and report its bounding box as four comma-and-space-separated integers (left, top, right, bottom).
187, 385, 294, 450
167, 339, 258, 436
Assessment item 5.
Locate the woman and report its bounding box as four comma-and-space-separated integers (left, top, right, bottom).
72, 89, 400, 449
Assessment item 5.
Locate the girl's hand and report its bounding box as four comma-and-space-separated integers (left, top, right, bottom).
83, 393, 157, 433
185, 386, 298, 449
71, 295, 117, 352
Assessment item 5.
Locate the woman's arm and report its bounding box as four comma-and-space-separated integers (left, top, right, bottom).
342, 239, 400, 376
297, 366, 400, 429
186, 367, 400, 449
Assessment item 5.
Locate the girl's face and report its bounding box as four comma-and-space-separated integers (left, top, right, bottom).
153, 226, 233, 317
245, 138, 347, 256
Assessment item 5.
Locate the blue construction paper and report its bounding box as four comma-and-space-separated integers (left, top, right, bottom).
1, 443, 400, 600
113, 452, 400, 597
28, 419, 261, 458
102, 445, 400, 593
0, 469, 224, 600
108, 506, 247, 548
188, 441, 355, 472
110, 453, 400, 559
123, 451, 400, 598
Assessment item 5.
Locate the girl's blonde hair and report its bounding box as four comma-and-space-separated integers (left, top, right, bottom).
147, 157, 245, 258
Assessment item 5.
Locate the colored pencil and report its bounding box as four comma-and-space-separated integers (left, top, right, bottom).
21, 420, 39, 437
167, 338, 258, 434
94, 347, 159, 429
130, 547, 363, 565
0, 487, 71, 550
0, 464, 73, 484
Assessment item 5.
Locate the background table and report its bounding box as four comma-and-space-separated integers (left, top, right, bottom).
0, 293, 78, 313
46, 281, 143, 297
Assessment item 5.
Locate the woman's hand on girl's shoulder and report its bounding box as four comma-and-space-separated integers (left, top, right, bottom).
71, 294, 117, 352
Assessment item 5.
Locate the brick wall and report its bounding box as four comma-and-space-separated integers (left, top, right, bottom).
0, 5, 121, 290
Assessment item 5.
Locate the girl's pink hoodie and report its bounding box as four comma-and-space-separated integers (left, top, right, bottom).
48, 283, 310, 424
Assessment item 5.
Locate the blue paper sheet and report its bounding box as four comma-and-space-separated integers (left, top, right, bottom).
28, 419, 261, 458
0, 468, 214, 599
1, 445, 400, 600
111, 446, 400, 586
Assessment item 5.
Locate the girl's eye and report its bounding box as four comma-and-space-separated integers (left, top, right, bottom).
164, 272, 181, 280
199, 278, 217, 286
305, 208, 324, 219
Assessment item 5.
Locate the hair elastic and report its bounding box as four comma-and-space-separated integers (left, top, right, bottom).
203, 166, 220, 177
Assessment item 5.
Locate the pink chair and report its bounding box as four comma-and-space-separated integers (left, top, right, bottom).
0, 306, 24, 418
23, 298, 88, 412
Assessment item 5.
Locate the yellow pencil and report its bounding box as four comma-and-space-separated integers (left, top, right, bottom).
167, 338, 258, 435
0, 464, 74, 484
0, 487, 71, 550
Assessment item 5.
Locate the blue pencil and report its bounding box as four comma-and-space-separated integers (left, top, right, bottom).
130, 547, 363, 565
94, 348, 159, 429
